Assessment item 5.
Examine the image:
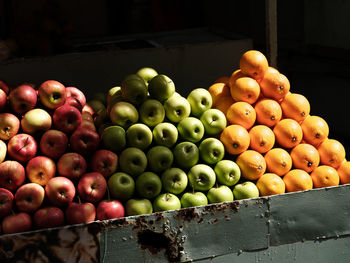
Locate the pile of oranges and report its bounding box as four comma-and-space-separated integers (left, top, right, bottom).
209, 50, 350, 196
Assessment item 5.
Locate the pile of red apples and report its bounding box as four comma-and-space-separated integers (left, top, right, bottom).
0, 79, 122, 235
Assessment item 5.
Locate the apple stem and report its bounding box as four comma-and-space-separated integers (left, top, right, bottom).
11, 209, 16, 216
77, 195, 82, 204
106, 185, 111, 201
165, 193, 170, 201
192, 187, 195, 194
216, 183, 219, 188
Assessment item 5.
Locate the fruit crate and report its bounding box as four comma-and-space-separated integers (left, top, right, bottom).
1, 184, 350, 262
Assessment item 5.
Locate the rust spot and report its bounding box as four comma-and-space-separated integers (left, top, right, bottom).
175, 207, 199, 222
132, 216, 149, 231
197, 218, 204, 224
228, 201, 240, 212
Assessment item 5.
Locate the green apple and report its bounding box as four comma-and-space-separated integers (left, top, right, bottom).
21, 108, 52, 134
107, 86, 122, 106
135, 172, 162, 199
163, 95, 191, 123
101, 125, 126, 153
214, 160, 241, 186
199, 138, 225, 165
121, 77, 148, 105
119, 147, 147, 177
148, 74, 175, 102
146, 145, 173, 173
207, 185, 234, 204
187, 88, 212, 117
152, 122, 178, 148
233, 181, 260, 200
89, 92, 107, 106
153, 193, 181, 212
126, 123, 153, 150
87, 99, 106, 113
180, 192, 208, 208
200, 109, 227, 135
0, 139, 6, 163
188, 164, 216, 191
173, 141, 199, 170
125, 198, 153, 216
109, 101, 139, 129
139, 99, 165, 127
94, 107, 108, 128
108, 172, 135, 202
177, 117, 204, 143
136, 67, 158, 85
161, 168, 188, 195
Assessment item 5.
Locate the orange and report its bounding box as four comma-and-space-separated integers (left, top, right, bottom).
310, 165, 340, 188
249, 125, 275, 153
239, 50, 269, 83
283, 169, 313, 192
256, 173, 285, 196
317, 138, 346, 169
290, 143, 320, 173
301, 115, 329, 147
280, 93, 310, 123
254, 98, 282, 127
228, 69, 246, 89
226, 101, 256, 130
337, 160, 350, 184
214, 95, 235, 116
220, 124, 250, 155
236, 150, 266, 180
273, 118, 303, 149
230, 76, 260, 104
264, 148, 292, 176
259, 67, 290, 101
208, 82, 231, 106
214, 76, 230, 85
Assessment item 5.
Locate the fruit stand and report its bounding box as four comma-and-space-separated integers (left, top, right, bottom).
2, 25, 350, 263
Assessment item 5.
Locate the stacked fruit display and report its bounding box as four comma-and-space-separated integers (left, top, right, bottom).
210, 50, 350, 197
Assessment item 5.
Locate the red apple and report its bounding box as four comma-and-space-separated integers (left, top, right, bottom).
7, 133, 37, 163
78, 119, 97, 131
0, 160, 26, 191
38, 80, 66, 109
70, 128, 99, 156
82, 104, 95, 115
0, 88, 7, 112
77, 172, 107, 203
66, 86, 86, 108
0, 79, 10, 95
33, 206, 65, 229
40, 129, 68, 159
26, 156, 56, 186
45, 177, 76, 207
0, 113, 20, 140
57, 152, 87, 180
65, 201, 96, 225
53, 104, 82, 134
8, 84, 37, 114
96, 199, 125, 220
15, 183, 45, 213
82, 112, 94, 122
0, 188, 14, 218
90, 149, 118, 177
1, 212, 32, 234
64, 96, 83, 111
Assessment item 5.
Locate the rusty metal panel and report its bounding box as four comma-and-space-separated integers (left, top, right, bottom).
268, 184, 350, 246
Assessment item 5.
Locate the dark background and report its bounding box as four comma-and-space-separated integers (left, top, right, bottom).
1, 0, 350, 151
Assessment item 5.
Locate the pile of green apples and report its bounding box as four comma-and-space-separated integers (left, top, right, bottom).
88, 67, 258, 216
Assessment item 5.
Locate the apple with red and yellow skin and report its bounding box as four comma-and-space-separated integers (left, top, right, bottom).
38, 80, 67, 109
70, 127, 100, 156
7, 133, 37, 163
0, 188, 14, 218
15, 183, 45, 213
0, 160, 26, 191
53, 104, 82, 134
0, 139, 6, 163
1, 212, 32, 234
96, 199, 125, 220
26, 156, 56, 186
45, 177, 76, 207
21, 108, 52, 135
33, 206, 65, 229
8, 84, 37, 114
65, 201, 96, 225
77, 172, 107, 203
90, 149, 118, 178
64, 96, 83, 111
0, 79, 10, 95
0, 113, 20, 140
66, 86, 86, 108
57, 152, 87, 180
82, 103, 95, 115
0, 88, 7, 112
40, 129, 68, 159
